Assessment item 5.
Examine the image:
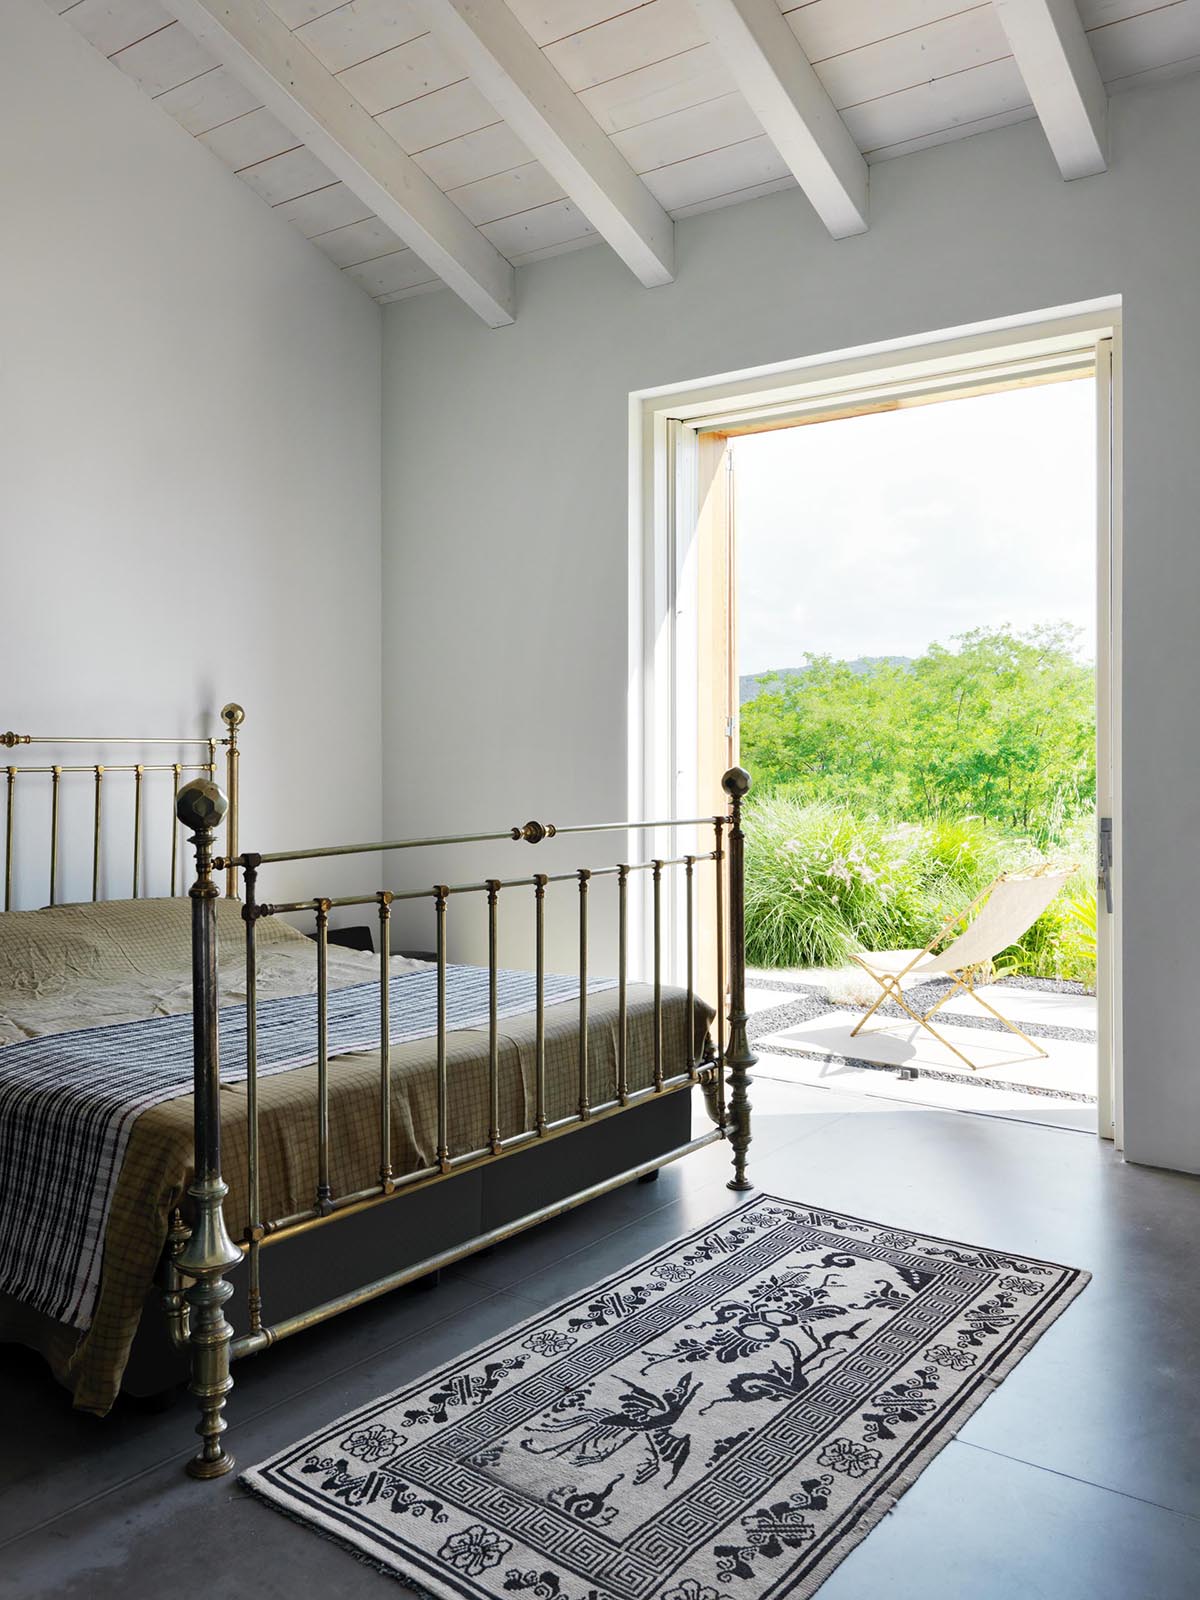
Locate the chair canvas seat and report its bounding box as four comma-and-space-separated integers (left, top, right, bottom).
848, 866, 1074, 1071
855, 949, 941, 979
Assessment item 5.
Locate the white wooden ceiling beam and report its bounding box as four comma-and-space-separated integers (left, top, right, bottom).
992, 0, 1107, 179
161, 0, 515, 325
686, 0, 868, 239
418, 0, 674, 288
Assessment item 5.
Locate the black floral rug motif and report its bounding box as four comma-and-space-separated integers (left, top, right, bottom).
243, 1196, 1088, 1599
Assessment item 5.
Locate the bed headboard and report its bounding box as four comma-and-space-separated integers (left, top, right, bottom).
0, 702, 244, 909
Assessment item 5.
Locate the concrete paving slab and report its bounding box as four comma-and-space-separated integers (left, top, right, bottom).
753, 1049, 1098, 1133
756, 1011, 1097, 1098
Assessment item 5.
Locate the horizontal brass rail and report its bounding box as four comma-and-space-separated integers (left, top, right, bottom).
259, 853, 720, 916
4, 762, 213, 775
218, 815, 721, 869
229, 1130, 723, 1360
1, 734, 231, 746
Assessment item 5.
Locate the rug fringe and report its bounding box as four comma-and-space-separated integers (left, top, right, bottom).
239, 1472, 443, 1599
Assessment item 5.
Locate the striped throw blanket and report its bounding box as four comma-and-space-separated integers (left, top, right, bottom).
0, 966, 615, 1332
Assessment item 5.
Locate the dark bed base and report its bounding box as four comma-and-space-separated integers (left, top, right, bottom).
125, 1091, 692, 1399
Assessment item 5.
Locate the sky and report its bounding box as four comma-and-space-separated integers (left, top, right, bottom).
733, 378, 1097, 676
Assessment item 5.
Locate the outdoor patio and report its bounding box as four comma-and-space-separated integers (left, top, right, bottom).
746, 968, 1098, 1134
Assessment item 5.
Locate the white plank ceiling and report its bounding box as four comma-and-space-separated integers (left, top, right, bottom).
49, 0, 1200, 316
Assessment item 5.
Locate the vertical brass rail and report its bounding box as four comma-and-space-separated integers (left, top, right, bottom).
616, 864, 629, 1104
684, 854, 695, 1078
222, 705, 244, 899
4, 767, 13, 911
577, 869, 590, 1118
722, 769, 755, 1192
534, 874, 547, 1135
49, 767, 61, 907
652, 859, 664, 1091
132, 765, 144, 899
714, 816, 726, 1124
171, 765, 182, 895
244, 862, 262, 1334
377, 892, 395, 1193
174, 779, 241, 1479
435, 887, 450, 1172
315, 898, 332, 1213
487, 880, 501, 1154
92, 765, 104, 901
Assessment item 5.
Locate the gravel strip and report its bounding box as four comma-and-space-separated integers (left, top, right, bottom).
746, 974, 1098, 1104
997, 975, 1094, 996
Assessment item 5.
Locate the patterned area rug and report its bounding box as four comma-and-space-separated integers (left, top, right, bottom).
244, 1196, 1088, 1599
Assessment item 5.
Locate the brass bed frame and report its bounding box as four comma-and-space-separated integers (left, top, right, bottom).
1, 703, 245, 906
0, 706, 753, 1483
167, 767, 756, 1481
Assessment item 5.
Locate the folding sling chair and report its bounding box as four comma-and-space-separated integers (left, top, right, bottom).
850, 865, 1075, 1072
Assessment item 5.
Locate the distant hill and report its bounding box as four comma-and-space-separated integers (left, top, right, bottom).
740, 656, 912, 704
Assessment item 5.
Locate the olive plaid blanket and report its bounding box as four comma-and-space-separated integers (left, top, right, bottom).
0, 967, 615, 1332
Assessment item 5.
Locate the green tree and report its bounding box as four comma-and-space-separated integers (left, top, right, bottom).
739, 623, 1094, 842
739, 655, 915, 812
907, 623, 1094, 835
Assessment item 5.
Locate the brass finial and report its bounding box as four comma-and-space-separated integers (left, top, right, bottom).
512, 820, 556, 844
177, 779, 229, 832
1, 732, 29, 748
721, 767, 751, 800
221, 703, 245, 734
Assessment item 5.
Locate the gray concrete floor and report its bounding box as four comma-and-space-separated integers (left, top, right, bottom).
3, 1076, 1199, 1599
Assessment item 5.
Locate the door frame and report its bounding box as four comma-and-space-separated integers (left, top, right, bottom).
630, 300, 1123, 1142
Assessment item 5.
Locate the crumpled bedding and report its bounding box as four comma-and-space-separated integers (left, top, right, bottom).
0, 896, 424, 1042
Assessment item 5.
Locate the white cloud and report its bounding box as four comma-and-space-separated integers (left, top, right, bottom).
733, 378, 1096, 674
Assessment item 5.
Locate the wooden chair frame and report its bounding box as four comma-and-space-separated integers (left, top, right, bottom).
849, 873, 1059, 1072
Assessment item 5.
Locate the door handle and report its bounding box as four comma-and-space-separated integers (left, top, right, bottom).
1098, 817, 1114, 914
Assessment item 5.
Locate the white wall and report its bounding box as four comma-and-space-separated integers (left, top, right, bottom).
381, 74, 1200, 1175
1, 0, 383, 906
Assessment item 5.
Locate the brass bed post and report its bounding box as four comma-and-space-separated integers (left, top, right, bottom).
221, 704, 244, 899
174, 779, 242, 1479
722, 768, 755, 1192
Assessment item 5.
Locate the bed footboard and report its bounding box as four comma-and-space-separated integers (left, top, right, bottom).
170, 770, 755, 1480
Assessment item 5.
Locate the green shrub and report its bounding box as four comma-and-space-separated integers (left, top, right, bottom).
744, 797, 960, 969
744, 793, 1095, 985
